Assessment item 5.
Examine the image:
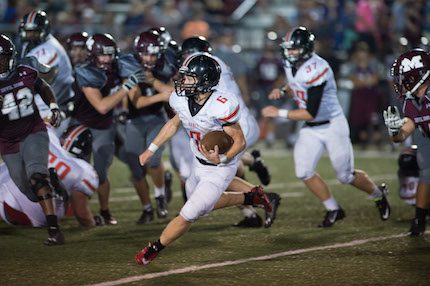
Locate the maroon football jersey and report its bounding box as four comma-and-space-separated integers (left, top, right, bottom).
403, 95, 430, 138
0, 65, 46, 154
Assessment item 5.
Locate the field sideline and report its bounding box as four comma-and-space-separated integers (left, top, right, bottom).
1, 145, 429, 286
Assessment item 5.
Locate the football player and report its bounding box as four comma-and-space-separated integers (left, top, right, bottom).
0, 34, 63, 245
159, 36, 278, 228
19, 10, 74, 137
262, 26, 390, 227
0, 126, 99, 227
72, 33, 145, 224
117, 29, 177, 223
135, 54, 273, 266
385, 48, 430, 236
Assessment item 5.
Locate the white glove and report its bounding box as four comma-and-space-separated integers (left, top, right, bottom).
383, 106, 406, 136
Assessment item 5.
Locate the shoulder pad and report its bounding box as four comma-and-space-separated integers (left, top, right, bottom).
117, 53, 142, 78
27, 44, 59, 67
75, 63, 107, 89
20, 56, 51, 74
303, 58, 331, 87
214, 92, 241, 124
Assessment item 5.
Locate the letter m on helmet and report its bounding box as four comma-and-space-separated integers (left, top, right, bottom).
401, 55, 424, 72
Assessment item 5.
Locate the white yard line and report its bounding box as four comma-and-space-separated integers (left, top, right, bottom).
85, 232, 411, 286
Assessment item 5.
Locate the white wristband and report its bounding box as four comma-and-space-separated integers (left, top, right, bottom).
278, 109, 289, 119
148, 143, 159, 153
219, 154, 228, 164
49, 103, 59, 110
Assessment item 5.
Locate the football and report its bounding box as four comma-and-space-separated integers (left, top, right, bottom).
200, 131, 234, 154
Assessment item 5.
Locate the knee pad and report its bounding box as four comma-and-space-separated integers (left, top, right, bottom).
29, 172, 52, 201
337, 171, 355, 185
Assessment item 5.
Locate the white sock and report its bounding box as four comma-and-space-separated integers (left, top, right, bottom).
154, 186, 165, 197
322, 196, 339, 211
242, 206, 257, 218
370, 187, 383, 199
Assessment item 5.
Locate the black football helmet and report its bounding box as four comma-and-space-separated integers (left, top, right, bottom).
174, 54, 220, 97
398, 145, 419, 177
19, 10, 50, 45
0, 34, 17, 80
280, 26, 315, 64
60, 125, 93, 162
391, 49, 430, 99
86, 33, 117, 71
180, 36, 212, 63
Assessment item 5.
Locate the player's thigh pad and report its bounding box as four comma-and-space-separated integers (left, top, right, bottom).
90, 126, 115, 183
294, 128, 325, 181
181, 163, 236, 222
416, 133, 430, 184
325, 116, 355, 184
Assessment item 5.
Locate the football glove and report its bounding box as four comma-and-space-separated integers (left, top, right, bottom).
122, 70, 145, 91
383, 106, 406, 136
49, 103, 62, 128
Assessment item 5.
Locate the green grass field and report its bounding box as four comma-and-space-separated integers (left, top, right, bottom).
1, 145, 429, 286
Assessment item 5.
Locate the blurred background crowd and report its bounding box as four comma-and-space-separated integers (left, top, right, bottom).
1, 0, 429, 149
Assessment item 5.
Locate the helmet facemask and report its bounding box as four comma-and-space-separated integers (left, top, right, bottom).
174, 70, 200, 97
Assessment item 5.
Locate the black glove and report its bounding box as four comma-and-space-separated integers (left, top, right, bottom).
49, 103, 62, 127
122, 70, 145, 91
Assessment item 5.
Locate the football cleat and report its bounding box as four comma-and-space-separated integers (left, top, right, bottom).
249, 150, 271, 185
137, 208, 154, 224
233, 214, 263, 228
250, 185, 272, 212
44, 228, 65, 246
100, 210, 118, 225
135, 243, 159, 266
164, 170, 173, 203
409, 218, 426, 237
93, 215, 105, 226
375, 184, 391, 221
318, 207, 346, 228
155, 196, 168, 219
264, 192, 281, 228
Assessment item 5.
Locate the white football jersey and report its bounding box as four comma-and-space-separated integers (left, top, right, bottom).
169, 89, 241, 166
283, 54, 343, 122
25, 35, 74, 107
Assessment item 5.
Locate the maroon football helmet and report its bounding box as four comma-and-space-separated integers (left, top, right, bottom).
133, 30, 163, 69
391, 48, 430, 98
86, 33, 117, 71
66, 32, 89, 49
0, 34, 17, 80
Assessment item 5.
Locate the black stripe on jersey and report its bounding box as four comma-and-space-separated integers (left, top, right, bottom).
306, 81, 326, 118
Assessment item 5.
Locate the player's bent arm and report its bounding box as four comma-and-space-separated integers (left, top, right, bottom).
39, 65, 59, 85
128, 87, 170, 108
71, 191, 95, 227
153, 78, 174, 93
82, 86, 127, 115
223, 123, 246, 161
284, 108, 314, 121
151, 114, 182, 146
35, 77, 57, 106
391, 118, 415, 143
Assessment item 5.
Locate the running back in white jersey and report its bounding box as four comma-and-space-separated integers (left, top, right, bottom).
283, 54, 343, 122
169, 89, 241, 165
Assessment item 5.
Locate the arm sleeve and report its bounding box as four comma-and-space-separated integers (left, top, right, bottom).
306, 82, 326, 118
